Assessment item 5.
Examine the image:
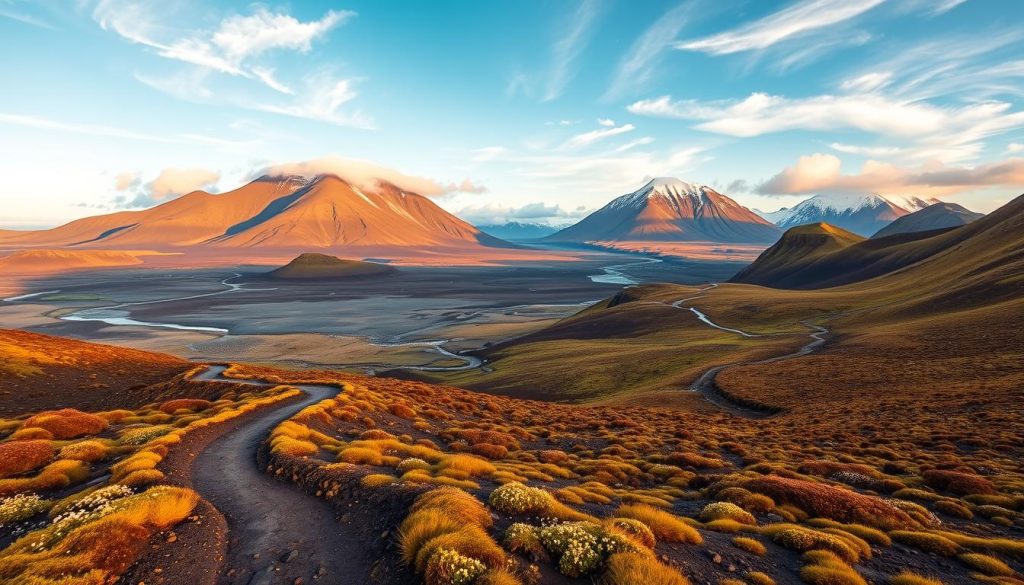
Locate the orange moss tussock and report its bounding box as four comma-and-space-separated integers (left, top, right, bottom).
23, 409, 109, 439
0, 440, 54, 478
745, 476, 914, 530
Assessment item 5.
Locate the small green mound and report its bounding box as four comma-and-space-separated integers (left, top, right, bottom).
268, 253, 397, 280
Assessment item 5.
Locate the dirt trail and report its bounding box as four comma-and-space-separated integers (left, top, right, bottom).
668, 285, 830, 418
189, 366, 365, 585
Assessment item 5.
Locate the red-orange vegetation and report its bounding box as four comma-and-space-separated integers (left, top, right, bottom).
745, 476, 914, 530
23, 408, 109, 439
0, 440, 54, 478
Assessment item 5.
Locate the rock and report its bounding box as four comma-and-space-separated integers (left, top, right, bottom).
293, 579, 304, 585
711, 553, 722, 564
247, 570, 274, 585
281, 549, 299, 563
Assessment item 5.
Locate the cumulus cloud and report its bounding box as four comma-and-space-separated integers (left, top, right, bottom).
757, 153, 1024, 196
675, 0, 884, 55
113, 172, 141, 192
256, 155, 483, 197
1008, 143, 1024, 154
113, 167, 220, 208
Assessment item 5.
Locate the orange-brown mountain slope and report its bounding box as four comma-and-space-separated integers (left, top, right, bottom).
546, 177, 781, 244
0, 175, 513, 253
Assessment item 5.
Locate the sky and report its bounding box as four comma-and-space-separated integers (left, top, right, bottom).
2, 0, 1024, 229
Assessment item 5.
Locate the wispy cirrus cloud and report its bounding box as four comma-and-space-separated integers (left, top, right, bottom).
628, 92, 1024, 163
560, 123, 635, 150
92, 2, 352, 94
605, 1, 697, 99
675, 0, 885, 55
544, 0, 602, 101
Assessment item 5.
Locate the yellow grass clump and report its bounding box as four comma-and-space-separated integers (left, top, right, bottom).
615, 504, 702, 545
601, 552, 689, 585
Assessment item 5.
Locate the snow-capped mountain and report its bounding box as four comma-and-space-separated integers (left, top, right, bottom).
760, 193, 942, 236
477, 221, 565, 240
546, 177, 781, 244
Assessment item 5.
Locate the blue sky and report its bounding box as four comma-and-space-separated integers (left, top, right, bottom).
1, 0, 1023, 229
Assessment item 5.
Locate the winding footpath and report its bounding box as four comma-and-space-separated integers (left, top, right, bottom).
665, 284, 830, 418
189, 366, 359, 585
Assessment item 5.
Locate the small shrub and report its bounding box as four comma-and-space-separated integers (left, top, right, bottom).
747, 572, 776, 585
412, 488, 492, 528
23, 409, 108, 439
158, 399, 212, 414
888, 572, 944, 585
934, 500, 973, 519
398, 458, 431, 472
700, 502, 756, 525
746, 476, 913, 530
424, 547, 487, 585
505, 523, 548, 561
732, 536, 767, 556
0, 440, 54, 478
601, 552, 689, 585
615, 504, 702, 544
767, 526, 859, 563
958, 553, 1014, 576
890, 531, 960, 556
59, 440, 110, 462
476, 568, 524, 585
0, 493, 51, 524
338, 447, 383, 465
489, 482, 552, 515
605, 517, 656, 549
921, 470, 995, 496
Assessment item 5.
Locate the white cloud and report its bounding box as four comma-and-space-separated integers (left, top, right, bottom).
676, 0, 884, 55
457, 202, 588, 226
605, 1, 695, 99
471, 147, 509, 162
112, 167, 220, 208
615, 137, 655, 152
840, 71, 892, 93
628, 93, 1024, 163
113, 172, 141, 192
1008, 143, 1024, 154
561, 123, 635, 150
543, 0, 601, 101
257, 155, 468, 197
597, 118, 615, 126
829, 142, 902, 156
443, 178, 489, 194
0, 112, 178, 143
147, 167, 220, 201
757, 152, 1024, 196
255, 73, 373, 129
93, 3, 352, 93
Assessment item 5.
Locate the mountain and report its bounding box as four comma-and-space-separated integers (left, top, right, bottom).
728, 223, 865, 288
478, 222, 564, 240
0, 249, 149, 274
763, 193, 941, 236
731, 194, 1024, 292
0, 174, 512, 253
752, 208, 792, 224
268, 253, 397, 279
871, 202, 983, 239
545, 178, 781, 244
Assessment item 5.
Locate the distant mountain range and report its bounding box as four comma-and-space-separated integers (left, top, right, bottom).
871, 201, 983, 239
477, 221, 566, 240
732, 194, 1019, 291
755, 193, 940, 236
0, 174, 513, 253
545, 177, 781, 244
